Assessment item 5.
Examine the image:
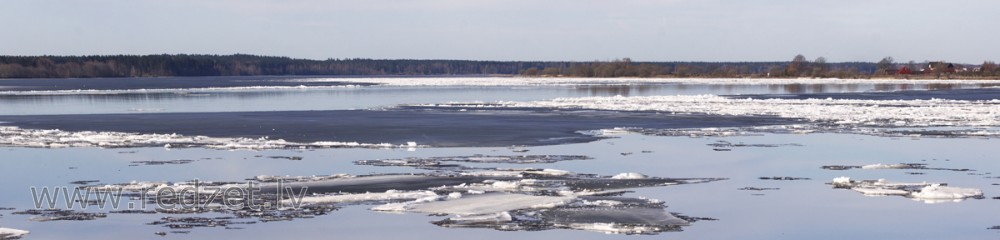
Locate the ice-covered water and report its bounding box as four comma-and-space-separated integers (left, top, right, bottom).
3, 76, 998, 115
1, 77, 1000, 239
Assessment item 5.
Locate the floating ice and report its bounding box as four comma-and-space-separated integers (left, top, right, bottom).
830, 177, 983, 203
831, 176, 852, 185
0, 126, 406, 150
87, 181, 165, 192
355, 155, 591, 175
292, 190, 439, 204
0, 228, 29, 239
299, 77, 1000, 87
430, 195, 692, 235
406, 193, 576, 216
910, 184, 983, 200
707, 140, 802, 148
424, 95, 1000, 129
612, 172, 649, 179
861, 163, 912, 169
12, 209, 107, 222
79, 169, 719, 234
0, 85, 363, 96
823, 163, 972, 172
42, 153, 721, 235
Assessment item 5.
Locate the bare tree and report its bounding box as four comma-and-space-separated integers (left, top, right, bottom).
811, 57, 828, 78
787, 54, 809, 77
876, 57, 894, 75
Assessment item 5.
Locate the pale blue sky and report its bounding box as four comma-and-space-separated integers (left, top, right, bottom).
2, 0, 998, 63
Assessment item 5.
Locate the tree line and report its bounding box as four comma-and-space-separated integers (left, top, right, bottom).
518, 57, 878, 78
0, 54, 995, 79
0, 54, 557, 78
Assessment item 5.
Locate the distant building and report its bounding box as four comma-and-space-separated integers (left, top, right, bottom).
897, 66, 912, 75
928, 62, 957, 73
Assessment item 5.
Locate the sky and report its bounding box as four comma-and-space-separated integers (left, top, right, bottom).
2, 0, 998, 63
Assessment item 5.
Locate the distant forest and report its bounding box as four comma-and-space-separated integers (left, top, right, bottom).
0, 54, 997, 79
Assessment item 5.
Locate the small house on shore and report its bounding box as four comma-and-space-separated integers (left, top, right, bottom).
928, 62, 957, 73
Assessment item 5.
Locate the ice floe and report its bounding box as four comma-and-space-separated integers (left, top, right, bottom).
35, 154, 722, 235
424, 95, 1000, 128
0, 227, 29, 239
298, 77, 1000, 87
12, 209, 107, 222
355, 155, 592, 176
78, 167, 719, 234
0, 85, 364, 96
429, 195, 692, 235
0, 126, 406, 149
830, 177, 983, 203
418, 94, 1000, 138
611, 172, 649, 179
405, 193, 576, 216
822, 163, 972, 172
292, 190, 439, 204
910, 185, 984, 200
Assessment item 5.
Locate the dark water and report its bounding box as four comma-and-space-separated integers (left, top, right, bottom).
0, 109, 799, 147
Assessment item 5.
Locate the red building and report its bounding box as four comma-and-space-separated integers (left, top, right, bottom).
897, 66, 912, 74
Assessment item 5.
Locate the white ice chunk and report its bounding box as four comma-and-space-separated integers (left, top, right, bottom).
861, 163, 910, 169
289, 190, 439, 204
406, 193, 575, 216
851, 187, 910, 196
566, 223, 670, 235
0, 126, 403, 150
832, 176, 852, 186
0, 228, 29, 239
910, 184, 983, 200
611, 172, 649, 179
490, 181, 522, 190
88, 181, 166, 192
447, 211, 514, 223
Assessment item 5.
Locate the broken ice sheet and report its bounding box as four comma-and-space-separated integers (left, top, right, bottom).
830, 177, 983, 204
12, 209, 107, 222
129, 159, 196, 166
81, 162, 721, 235
706, 140, 802, 148
0, 227, 30, 239
354, 155, 591, 171
432, 93, 1000, 139
0, 126, 403, 150
31, 154, 721, 235
821, 163, 973, 172
429, 195, 691, 235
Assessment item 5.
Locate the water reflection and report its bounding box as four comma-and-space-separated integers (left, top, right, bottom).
573, 85, 659, 96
